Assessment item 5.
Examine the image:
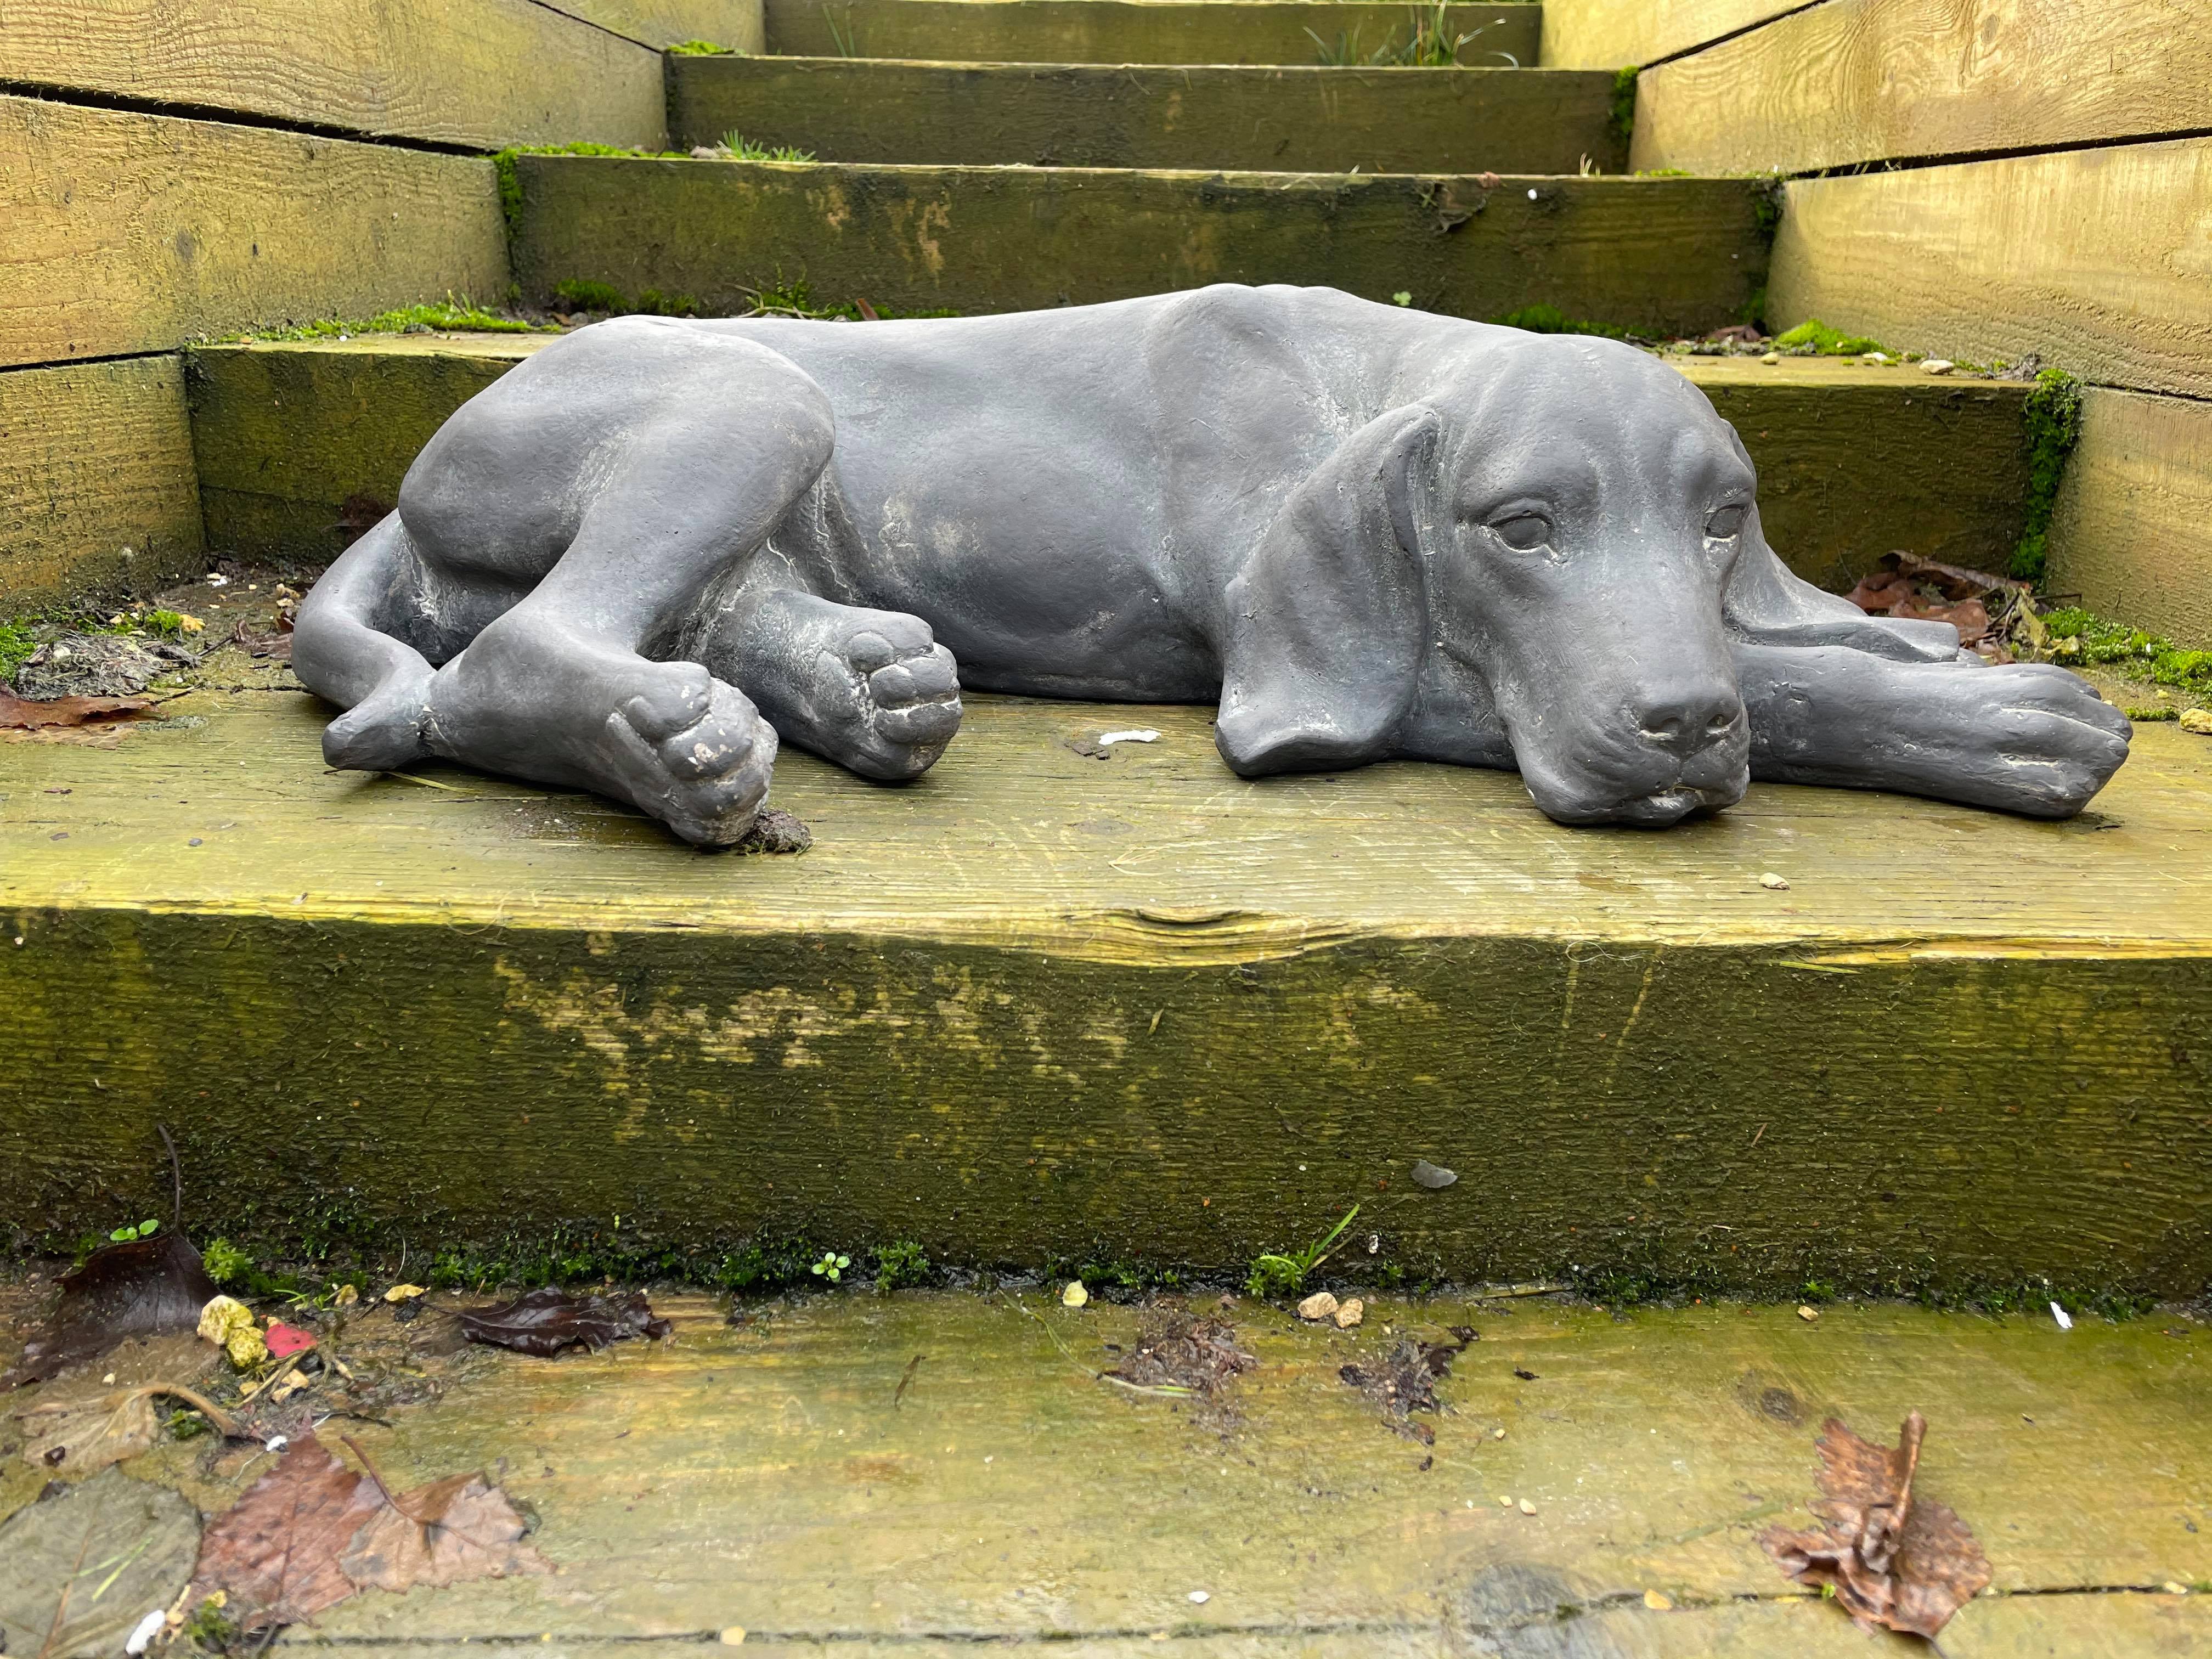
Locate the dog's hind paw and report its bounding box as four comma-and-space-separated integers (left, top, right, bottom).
836, 623, 963, 777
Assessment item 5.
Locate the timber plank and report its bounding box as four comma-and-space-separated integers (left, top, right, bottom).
762, 0, 1542, 66
2050, 388, 2212, 647
669, 58, 1623, 173
0, 95, 508, 370
185, 337, 2032, 584
0, 355, 204, 611
3, 1295, 2198, 1651
1769, 138, 2212, 400
0, 0, 665, 151
1, 687, 2207, 1291
1635, 0, 2212, 175
1540, 0, 1803, 68
510, 158, 1768, 335
546, 0, 765, 50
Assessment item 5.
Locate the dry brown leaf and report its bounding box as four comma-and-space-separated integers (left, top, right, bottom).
0, 690, 157, 730
3, 1232, 221, 1387
14, 1383, 235, 1476
189, 1435, 388, 1628
340, 1471, 550, 1591
1761, 1411, 1991, 1639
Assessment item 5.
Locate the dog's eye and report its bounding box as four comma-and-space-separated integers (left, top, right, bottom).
1489, 513, 1553, 551
1706, 504, 1748, 540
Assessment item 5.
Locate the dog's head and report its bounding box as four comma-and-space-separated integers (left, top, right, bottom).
1215, 333, 1943, 825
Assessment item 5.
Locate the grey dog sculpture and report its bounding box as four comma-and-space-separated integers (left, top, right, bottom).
294, 284, 2129, 844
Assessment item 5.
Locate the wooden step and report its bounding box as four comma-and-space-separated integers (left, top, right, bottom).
187, 335, 2039, 589
3, 1290, 2205, 1652
3, 658, 2207, 1296
505, 156, 1768, 337
760, 0, 1544, 66
669, 58, 1622, 174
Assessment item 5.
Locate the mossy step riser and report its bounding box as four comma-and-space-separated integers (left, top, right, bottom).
670, 59, 1624, 174
760, 0, 1543, 67
4, 905, 2207, 1299
189, 342, 2033, 589
510, 159, 1768, 337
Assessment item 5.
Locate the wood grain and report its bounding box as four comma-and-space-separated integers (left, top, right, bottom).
2, 685, 2207, 1291
671, 58, 1623, 173
0, 0, 665, 151
764, 0, 1542, 66
184, 338, 2034, 586
6, 1295, 2199, 1652
0, 94, 509, 370
2050, 388, 2212, 647
547, 0, 764, 50
0, 355, 205, 610
1539, 0, 1805, 67
1769, 138, 2212, 400
512, 156, 1769, 336
1635, 0, 2212, 174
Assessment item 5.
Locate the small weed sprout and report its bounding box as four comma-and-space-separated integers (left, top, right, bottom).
667, 37, 736, 54
811, 1251, 851, 1284
202, 1237, 253, 1285
821, 4, 859, 56
717, 131, 817, 163
1391, 290, 1413, 306
1309, 7, 1515, 67
873, 1239, 930, 1291
108, 1218, 160, 1243
1246, 1205, 1361, 1299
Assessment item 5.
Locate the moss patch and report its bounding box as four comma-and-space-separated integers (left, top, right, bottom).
2039, 606, 2212, 699
2011, 368, 2084, 584
1773, 318, 1885, 356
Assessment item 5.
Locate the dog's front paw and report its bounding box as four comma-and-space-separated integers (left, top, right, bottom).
828, 617, 962, 779
1919, 663, 2132, 817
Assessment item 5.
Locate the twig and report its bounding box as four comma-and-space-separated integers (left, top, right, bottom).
341, 1432, 432, 1527
156, 1122, 183, 1227
893, 1353, 925, 1408
1003, 1294, 1195, 1398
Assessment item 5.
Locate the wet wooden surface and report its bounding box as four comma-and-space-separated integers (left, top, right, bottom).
4, 1291, 2203, 1654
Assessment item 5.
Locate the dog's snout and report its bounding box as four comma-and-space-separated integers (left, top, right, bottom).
1636, 686, 1741, 752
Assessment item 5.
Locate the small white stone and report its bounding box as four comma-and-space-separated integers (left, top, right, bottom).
1333, 1297, 1365, 1329
126, 1609, 167, 1655
1062, 1280, 1089, 1308
1518, 1498, 1537, 1515
1188, 1590, 1210, 1604
1296, 1290, 1339, 1321
1922, 359, 1956, 375
1759, 872, 1790, 890
1760, 351, 1780, 365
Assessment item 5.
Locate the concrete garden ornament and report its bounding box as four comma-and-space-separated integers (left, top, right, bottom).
295, 285, 2130, 844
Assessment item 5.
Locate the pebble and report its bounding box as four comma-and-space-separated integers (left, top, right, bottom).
719, 1627, 748, 1646
1333, 1297, 1365, 1329
1297, 1291, 1339, 1322
1798, 1305, 1820, 1322
1922, 358, 1956, 375
2179, 708, 2212, 735
1518, 1498, 1537, 1516
1492, 1426, 1506, 1440
1643, 1589, 1674, 1611
1187, 1590, 1210, 1604
1759, 872, 1790, 890
1760, 351, 1780, 365
1062, 1280, 1089, 1308
1861, 351, 1892, 365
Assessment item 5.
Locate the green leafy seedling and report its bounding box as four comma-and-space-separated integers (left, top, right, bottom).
1246, 1205, 1361, 1300
109, 1218, 160, 1243
811, 1251, 851, 1284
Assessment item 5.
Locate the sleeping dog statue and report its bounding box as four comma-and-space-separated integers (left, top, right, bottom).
294, 284, 2130, 845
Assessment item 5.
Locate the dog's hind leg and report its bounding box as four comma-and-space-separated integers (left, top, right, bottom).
390, 319, 837, 845
696, 585, 962, 781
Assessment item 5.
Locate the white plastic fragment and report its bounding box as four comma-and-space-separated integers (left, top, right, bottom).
1097, 729, 1160, 746
265, 1435, 289, 1453
2051, 1301, 2073, 1331
126, 1609, 167, 1654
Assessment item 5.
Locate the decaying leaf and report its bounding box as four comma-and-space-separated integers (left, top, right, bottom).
189, 1434, 549, 1630
340, 1471, 549, 1590
0, 690, 159, 730
1340, 1327, 1479, 1434
1103, 1310, 1256, 1398
456, 1286, 672, 1358
15, 1383, 236, 1476
0, 1466, 202, 1659
190, 1435, 388, 1628
1760, 1411, 1991, 1639
3, 1232, 221, 1387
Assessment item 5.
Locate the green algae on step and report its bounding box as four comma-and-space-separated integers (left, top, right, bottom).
761, 0, 1543, 67
2, 686, 2208, 1294
3, 1293, 2202, 1653
506, 158, 1769, 337
188, 337, 2033, 585
669, 59, 1626, 174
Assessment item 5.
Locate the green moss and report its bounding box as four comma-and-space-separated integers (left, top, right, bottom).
1609, 67, 1637, 145
238, 297, 557, 343
494, 142, 695, 241
1774, 318, 1885, 356
554, 278, 627, 312
1492, 303, 1634, 340
0, 619, 36, 681
667, 37, 736, 54
872, 1239, 932, 1291
2010, 368, 2084, 584
2038, 606, 2212, 696
1751, 176, 1785, 242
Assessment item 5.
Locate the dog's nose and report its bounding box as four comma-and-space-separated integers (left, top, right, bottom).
1636, 687, 1741, 752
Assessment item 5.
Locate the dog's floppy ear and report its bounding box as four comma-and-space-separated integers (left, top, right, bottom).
1723, 505, 1962, 662
1215, 404, 1441, 775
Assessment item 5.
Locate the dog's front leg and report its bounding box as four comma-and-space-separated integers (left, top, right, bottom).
1736, 641, 2132, 817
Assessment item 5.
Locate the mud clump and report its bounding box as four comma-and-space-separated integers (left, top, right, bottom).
1104, 1310, 1256, 1399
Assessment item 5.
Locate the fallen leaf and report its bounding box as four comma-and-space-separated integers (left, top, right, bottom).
340, 1471, 550, 1590
383, 1283, 428, 1303
0, 1466, 202, 1658
1410, 1159, 1458, 1189
1761, 1412, 1991, 1639
0, 690, 158, 730
456, 1286, 672, 1357
4, 1231, 221, 1387
15, 1383, 235, 1476
191, 1435, 388, 1628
